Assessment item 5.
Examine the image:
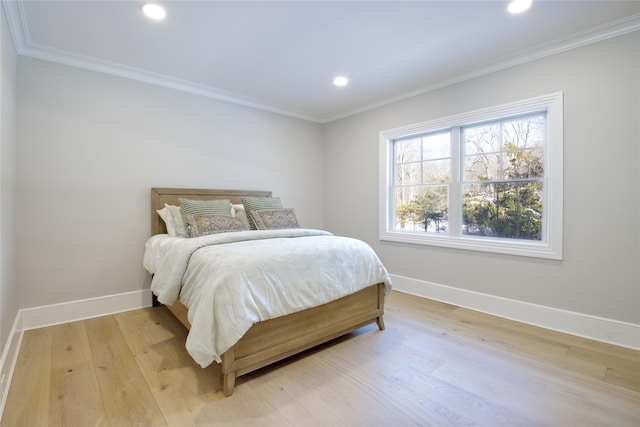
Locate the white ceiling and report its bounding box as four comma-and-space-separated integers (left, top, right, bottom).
4, 1, 640, 122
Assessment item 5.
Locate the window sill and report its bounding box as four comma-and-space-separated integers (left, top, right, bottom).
380, 230, 562, 260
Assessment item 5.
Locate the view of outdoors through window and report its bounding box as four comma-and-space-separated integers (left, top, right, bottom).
393, 113, 546, 240
394, 131, 451, 232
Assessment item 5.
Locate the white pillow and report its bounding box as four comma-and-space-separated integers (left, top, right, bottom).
166, 204, 188, 237
156, 206, 176, 236
156, 204, 188, 237
231, 203, 250, 228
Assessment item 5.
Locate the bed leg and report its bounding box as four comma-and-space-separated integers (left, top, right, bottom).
223, 372, 236, 397
376, 315, 385, 330
221, 348, 236, 396
151, 292, 161, 307
376, 283, 386, 331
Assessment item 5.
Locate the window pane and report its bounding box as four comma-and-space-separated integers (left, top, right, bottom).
464, 153, 501, 181
394, 186, 419, 208
463, 181, 543, 240
394, 186, 449, 232
422, 132, 450, 160
423, 159, 450, 183
502, 114, 545, 150
394, 138, 421, 163
395, 162, 421, 185
464, 124, 500, 155
503, 148, 544, 179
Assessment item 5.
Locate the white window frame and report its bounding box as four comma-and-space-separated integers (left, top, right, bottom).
379, 92, 563, 260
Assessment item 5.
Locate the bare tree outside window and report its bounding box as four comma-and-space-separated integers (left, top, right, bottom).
393, 113, 545, 240
394, 132, 450, 232
462, 114, 545, 240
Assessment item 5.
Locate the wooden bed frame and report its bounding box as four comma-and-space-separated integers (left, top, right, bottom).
150, 188, 385, 396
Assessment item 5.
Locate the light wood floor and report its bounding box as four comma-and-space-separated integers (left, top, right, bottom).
2, 291, 639, 426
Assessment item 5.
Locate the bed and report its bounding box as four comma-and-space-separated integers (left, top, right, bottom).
145, 188, 391, 396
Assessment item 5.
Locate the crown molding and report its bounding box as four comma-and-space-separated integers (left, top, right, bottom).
23, 41, 323, 122
2, 0, 28, 53
4, 0, 639, 124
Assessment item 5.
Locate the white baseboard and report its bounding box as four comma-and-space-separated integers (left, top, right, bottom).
0, 313, 23, 422
390, 274, 640, 351
20, 289, 153, 330
0, 288, 152, 420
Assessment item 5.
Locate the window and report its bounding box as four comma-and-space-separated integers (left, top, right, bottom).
379, 93, 563, 259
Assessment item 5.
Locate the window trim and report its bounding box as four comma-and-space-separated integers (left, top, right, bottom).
379, 92, 563, 260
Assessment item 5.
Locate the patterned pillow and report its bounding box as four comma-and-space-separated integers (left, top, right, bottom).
185, 214, 249, 237
178, 198, 233, 236
250, 209, 300, 230
241, 196, 282, 229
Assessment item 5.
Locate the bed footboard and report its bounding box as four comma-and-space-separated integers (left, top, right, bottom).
219, 282, 385, 396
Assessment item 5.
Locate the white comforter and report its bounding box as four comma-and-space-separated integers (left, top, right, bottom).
146, 229, 392, 367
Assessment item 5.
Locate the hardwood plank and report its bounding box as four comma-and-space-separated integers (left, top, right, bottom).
314, 324, 539, 426
48, 322, 108, 426
605, 365, 640, 392
429, 344, 640, 426
49, 363, 108, 427
2, 330, 52, 427
443, 306, 611, 381
566, 345, 640, 391
115, 308, 223, 426
389, 291, 613, 385
49, 322, 94, 369
85, 316, 166, 427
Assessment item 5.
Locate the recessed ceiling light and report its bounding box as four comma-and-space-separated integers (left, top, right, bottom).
142, 3, 166, 20
333, 76, 349, 87
508, 0, 532, 14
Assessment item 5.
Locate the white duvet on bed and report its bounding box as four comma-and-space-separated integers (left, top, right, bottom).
146, 229, 392, 367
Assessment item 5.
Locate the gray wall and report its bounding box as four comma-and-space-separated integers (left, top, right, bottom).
4, 26, 639, 338
324, 33, 640, 324
16, 57, 324, 308
1, 5, 18, 350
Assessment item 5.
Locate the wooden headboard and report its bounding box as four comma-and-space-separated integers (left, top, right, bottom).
151, 188, 272, 235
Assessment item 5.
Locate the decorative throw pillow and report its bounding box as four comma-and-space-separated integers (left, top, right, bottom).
179, 198, 233, 236
250, 208, 300, 230
185, 214, 249, 237
241, 196, 282, 229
